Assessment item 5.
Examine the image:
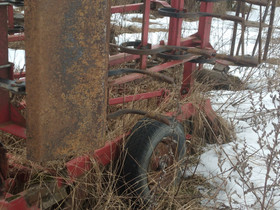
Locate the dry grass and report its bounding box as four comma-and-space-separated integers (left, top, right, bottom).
8, 41, 25, 50
0, 61, 236, 209
2, 1, 245, 208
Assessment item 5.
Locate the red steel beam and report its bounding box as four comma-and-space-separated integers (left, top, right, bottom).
0, 196, 32, 210
181, 2, 214, 96
66, 99, 215, 179
13, 71, 26, 79
111, 3, 143, 14
140, 0, 151, 69
0, 123, 26, 139
110, 55, 199, 86
109, 53, 140, 67
0, 4, 10, 124
168, 0, 184, 46
181, 62, 197, 95
198, 2, 214, 49
66, 133, 129, 178
109, 89, 164, 105
7, 5, 13, 29
0, 4, 8, 70
25, 0, 110, 162
110, 0, 171, 14
8, 33, 25, 42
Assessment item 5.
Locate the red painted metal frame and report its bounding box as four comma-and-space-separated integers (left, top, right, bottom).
111, 3, 143, 13
67, 98, 217, 178
168, 0, 184, 46
0, 5, 25, 139
109, 53, 140, 67
66, 133, 129, 178
110, 55, 200, 86
0, 195, 38, 210
0, 4, 16, 129
8, 33, 25, 42
181, 2, 214, 96
111, 0, 171, 14
0, 5, 9, 125
7, 6, 24, 41
69, 0, 216, 175
0, 1, 218, 208
140, 0, 150, 69
7, 5, 13, 30
109, 89, 165, 105
0, 0, 215, 162
13, 71, 26, 79
198, 2, 214, 49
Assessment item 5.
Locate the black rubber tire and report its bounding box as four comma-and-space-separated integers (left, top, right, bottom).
122, 118, 186, 202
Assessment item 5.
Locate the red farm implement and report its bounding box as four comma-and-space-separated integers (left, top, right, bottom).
0, 0, 275, 208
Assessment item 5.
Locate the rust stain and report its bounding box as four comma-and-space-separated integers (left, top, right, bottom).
25, 0, 110, 162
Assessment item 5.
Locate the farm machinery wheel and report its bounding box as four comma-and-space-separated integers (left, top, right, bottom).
121, 118, 186, 203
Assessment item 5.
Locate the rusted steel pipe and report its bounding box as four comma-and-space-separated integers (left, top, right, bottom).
25, 0, 110, 161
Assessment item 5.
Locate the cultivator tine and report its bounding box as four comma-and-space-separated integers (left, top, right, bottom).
263, 0, 276, 61
159, 8, 267, 28
235, 1, 246, 56
236, 2, 253, 56
230, 1, 241, 56
238, 0, 267, 6
230, 0, 274, 62
241, 1, 246, 56
214, 54, 259, 67
258, 5, 262, 63
252, 1, 270, 56
25, 0, 110, 162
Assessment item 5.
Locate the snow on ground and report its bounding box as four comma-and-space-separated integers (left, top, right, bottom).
9, 5, 280, 209
195, 87, 280, 209
108, 6, 280, 209
8, 48, 25, 70
193, 6, 280, 209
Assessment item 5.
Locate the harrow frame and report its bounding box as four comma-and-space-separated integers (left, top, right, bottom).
0, 0, 274, 208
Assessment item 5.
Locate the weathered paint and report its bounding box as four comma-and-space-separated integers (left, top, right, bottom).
0, 4, 10, 124
25, 0, 109, 161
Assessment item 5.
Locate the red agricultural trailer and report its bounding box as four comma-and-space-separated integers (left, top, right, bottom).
0, 0, 275, 208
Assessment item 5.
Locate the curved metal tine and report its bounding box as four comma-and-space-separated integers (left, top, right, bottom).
235, 1, 246, 56
258, 5, 262, 63
230, 1, 241, 56
263, 0, 276, 61
236, 0, 267, 6
251, 0, 271, 56
236, 3, 252, 56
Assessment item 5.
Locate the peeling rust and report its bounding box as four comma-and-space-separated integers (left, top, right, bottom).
25, 0, 110, 162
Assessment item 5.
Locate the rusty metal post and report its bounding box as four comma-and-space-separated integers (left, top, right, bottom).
25, 0, 110, 161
